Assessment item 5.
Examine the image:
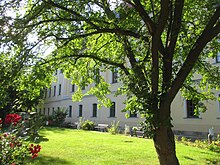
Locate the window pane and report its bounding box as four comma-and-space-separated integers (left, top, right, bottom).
69, 106, 72, 117
110, 102, 116, 117
216, 53, 220, 63
79, 105, 83, 117
130, 111, 137, 118
93, 104, 97, 117
58, 84, 61, 95
53, 86, 56, 96
112, 68, 118, 83
186, 100, 198, 118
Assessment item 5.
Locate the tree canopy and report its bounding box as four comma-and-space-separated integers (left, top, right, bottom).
0, 0, 219, 164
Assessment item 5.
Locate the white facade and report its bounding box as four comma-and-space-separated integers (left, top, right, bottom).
40, 70, 143, 128
40, 57, 220, 134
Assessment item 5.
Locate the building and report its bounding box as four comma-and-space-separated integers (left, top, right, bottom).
40, 55, 220, 136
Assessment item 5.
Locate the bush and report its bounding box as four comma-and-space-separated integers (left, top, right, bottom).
81, 120, 95, 130
52, 108, 68, 126
108, 121, 120, 135
0, 114, 41, 165
23, 112, 45, 140
178, 135, 220, 153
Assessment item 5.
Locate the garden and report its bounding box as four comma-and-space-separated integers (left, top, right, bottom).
1, 111, 219, 165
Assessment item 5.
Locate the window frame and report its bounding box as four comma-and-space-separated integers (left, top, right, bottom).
112, 68, 118, 83
71, 84, 75, 92
129, 110, 138, 118
68, 105, 72, 117
216, 52, 220, 63
58, 84, 61, 95
48, 87, 51, 97
53, 86, 56, 96
109, 102, 116, 117
186, 100, 199, 118
48, 108, 50, 116
92, 103, 97, 117
79, 105, 83, 117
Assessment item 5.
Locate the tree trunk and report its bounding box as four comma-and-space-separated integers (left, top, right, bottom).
153, 126, 179, 165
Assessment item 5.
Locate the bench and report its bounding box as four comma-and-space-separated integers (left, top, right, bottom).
131, 127, 145, 138
95, 124, 109, 132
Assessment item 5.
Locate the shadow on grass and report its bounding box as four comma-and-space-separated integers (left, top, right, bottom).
26, 155, 70, 165
42, 126, 74, 133
33, 135, 49, 143
183, 156, 194, 160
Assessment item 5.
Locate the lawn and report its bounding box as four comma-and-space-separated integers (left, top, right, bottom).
26, 127, 220, 165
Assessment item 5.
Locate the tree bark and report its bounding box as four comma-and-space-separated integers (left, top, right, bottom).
153, 126, 179, 165
153, 102, 179, 165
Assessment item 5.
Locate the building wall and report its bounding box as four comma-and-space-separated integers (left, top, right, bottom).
41, 58, 220, 134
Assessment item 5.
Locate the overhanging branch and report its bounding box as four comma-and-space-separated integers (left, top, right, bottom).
167, 6, 220, 102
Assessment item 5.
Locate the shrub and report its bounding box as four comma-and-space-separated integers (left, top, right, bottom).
52, 108, 68, 126
0, 114, 41, 165
81, 120, 95, 130
23, 112, 45, 140
108, 121, 120, 135
178, 136, 220, 153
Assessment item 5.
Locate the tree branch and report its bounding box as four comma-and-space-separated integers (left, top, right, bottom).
55, 28, 148, 41
162, 0, 184, 92
132, 0, 156, 35
44, 0, 100, 29
167, 6, 220, 103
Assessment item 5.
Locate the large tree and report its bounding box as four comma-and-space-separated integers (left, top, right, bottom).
1, 0, 220, 164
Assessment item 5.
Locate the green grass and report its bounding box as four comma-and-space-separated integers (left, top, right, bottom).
26, 127, 220, 165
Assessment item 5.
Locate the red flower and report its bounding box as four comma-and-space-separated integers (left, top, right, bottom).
4, 114, 21, 126
10, 142, 14, 148
29, 144, 41, 159
11, 163, 16, 165
0, 119, 2, 124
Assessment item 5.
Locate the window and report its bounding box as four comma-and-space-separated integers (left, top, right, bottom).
43, 108, 46, 115
39, 108, 41, 114
48, 108, 50, 116
54, 70, 57, 75
44, 88, 47, 98
58, 84, 61, 95
216, 53, 220, 63
79, 105, 83, 117
68, 106, 72, 117
112, 68, 118, 83
48, 87, 51, 97
217, 94, 220, 117
52, 107, 55, 116
71, 84, 75, 92
129, 111, 137, 118
92, 103, 97, 117
53, 86, 56, 96
110, 102, 116, 117
94, 69, 100, 86
186, 100, 198, 118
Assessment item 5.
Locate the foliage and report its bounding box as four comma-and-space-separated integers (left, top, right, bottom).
1, 0, 219, 163
0, 114, 41, 165
81, 119, 95, 130
0, 132, 29, 165
180, 136, 220, 153
108, 120, 120, 135
23, 112, 45, 140
49, 108, 68, 126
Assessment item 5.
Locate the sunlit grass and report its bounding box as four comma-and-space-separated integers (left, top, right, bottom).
25, 127, 220, 165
